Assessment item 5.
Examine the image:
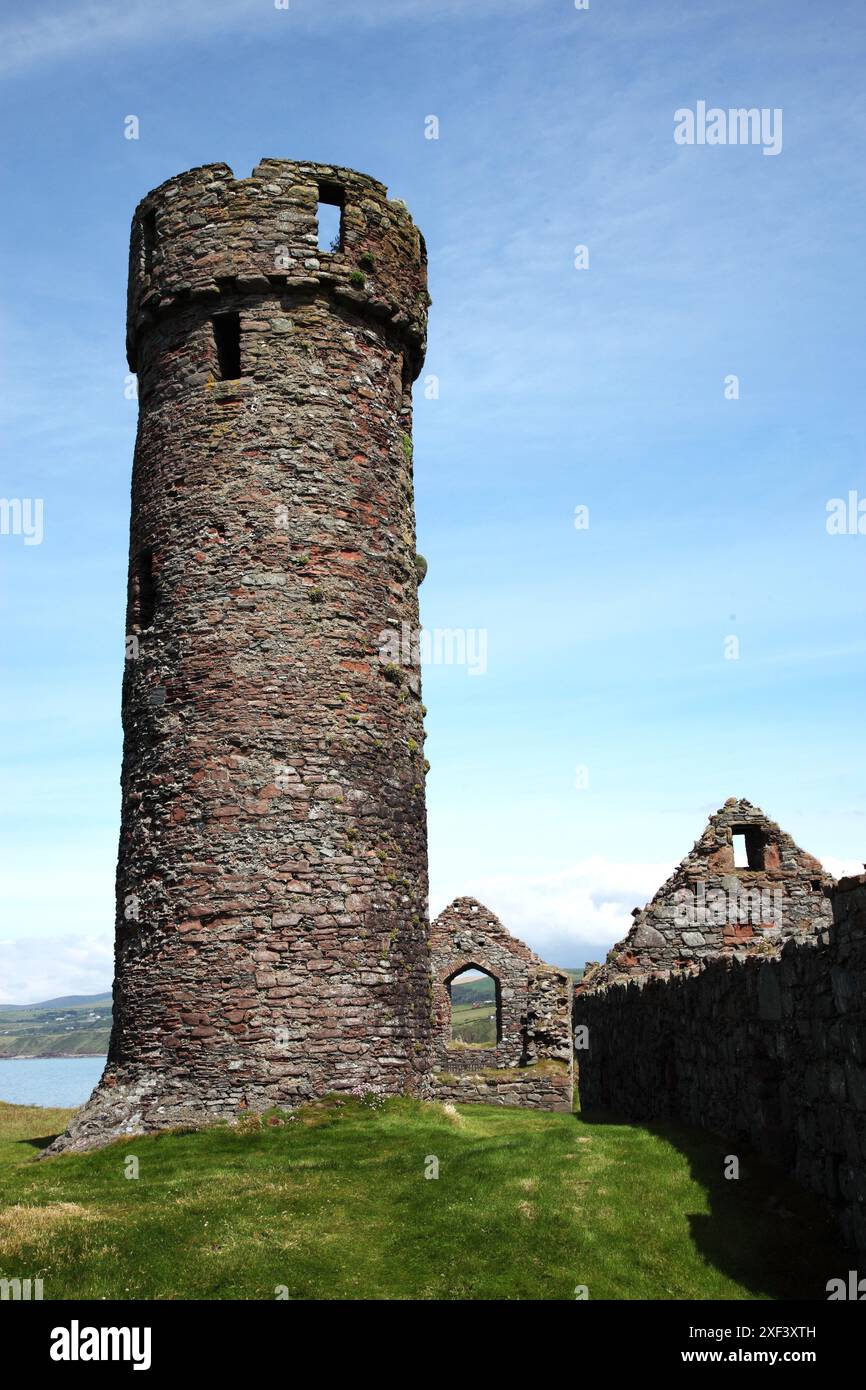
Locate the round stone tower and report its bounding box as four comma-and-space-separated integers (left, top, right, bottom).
55, 160, 432, 1150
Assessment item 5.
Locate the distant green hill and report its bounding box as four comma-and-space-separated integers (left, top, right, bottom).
0, 992, 112, 1013
0, 993, 111, 1058
450, 976, 496, 1007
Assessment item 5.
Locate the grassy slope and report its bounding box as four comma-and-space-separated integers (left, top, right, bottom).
0, 997, 111, 1058
0, 1031, 109, 1058
450, 978, 495, 1006
0, 995, 113, 1015
450, 1001, 497, 1045
0, 1097, 846, 1301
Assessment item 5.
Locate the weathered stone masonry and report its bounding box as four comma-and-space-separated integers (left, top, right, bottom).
52, 160, 434, 1151
576, 803, 866, 1254
586, 798, 832, 988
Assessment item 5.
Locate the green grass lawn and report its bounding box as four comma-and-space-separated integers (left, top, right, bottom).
0, 1096, 847, 1301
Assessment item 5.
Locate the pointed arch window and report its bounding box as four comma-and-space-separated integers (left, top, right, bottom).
446, 965, 502, 1047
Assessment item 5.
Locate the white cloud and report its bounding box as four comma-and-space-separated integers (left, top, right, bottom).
818, 855, 864, 882
431, 855, 676, 967
0, 933, 112, 1006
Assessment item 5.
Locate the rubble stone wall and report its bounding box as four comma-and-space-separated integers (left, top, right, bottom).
588, 799, 832, 989
575, 876, 866, 1252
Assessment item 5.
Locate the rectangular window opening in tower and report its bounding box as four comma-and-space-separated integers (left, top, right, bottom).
136, 547, 157, 630
213, 313, 241, 380
316, 182, 345, 253
142, 209, 156, 276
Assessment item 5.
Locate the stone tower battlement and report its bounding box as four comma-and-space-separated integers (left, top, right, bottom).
126, 159, 429, 376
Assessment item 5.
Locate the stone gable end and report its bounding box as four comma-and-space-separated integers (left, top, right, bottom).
584, 797, 833, 988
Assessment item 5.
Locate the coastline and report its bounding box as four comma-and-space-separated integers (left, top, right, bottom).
0, 1053, 107, 1061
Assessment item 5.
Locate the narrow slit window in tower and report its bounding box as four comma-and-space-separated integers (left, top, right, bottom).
213, 313, 241, 380
142, 209, 156, 276
137, 548, 157, 629
316, 183, 344, 253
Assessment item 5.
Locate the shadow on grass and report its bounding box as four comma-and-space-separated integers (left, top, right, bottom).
580, 1106, 848, 1301
17, 1132, 62, 1152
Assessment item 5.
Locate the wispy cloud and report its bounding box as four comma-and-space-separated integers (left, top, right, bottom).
0, 0, 238, 77
3, 0, 865, 1007
0, 0, 544, 79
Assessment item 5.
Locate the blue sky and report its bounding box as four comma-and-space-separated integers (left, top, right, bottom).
1, 0, 865, 1001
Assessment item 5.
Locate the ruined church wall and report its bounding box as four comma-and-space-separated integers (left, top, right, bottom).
575, 877, 866, 1252
429, 899, 573, 1112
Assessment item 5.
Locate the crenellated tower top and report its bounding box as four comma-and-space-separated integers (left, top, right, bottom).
126, 158, 430, 377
